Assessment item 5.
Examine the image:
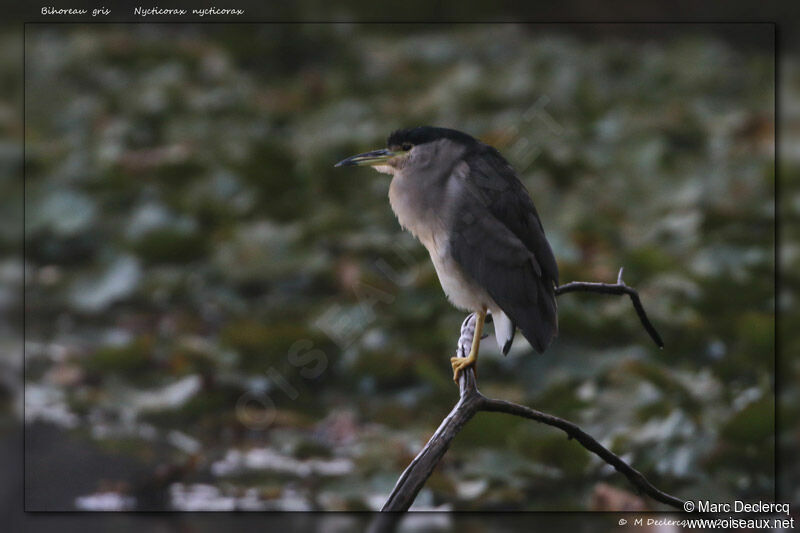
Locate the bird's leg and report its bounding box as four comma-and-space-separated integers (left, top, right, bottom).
450, 309, 486, 383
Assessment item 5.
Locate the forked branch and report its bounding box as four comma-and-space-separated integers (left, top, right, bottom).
376, 270, 681, 524
556, 267, 664, 348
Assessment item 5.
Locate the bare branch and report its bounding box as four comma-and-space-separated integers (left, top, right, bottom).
480, 397, 684, 509
555, 269, 664, 348
376, 275, 681, 522
380, 316, 483, 513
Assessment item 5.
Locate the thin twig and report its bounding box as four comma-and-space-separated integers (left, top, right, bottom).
374, 275, 680, 524
555, 267, 664, 348
480, 397, 684, 508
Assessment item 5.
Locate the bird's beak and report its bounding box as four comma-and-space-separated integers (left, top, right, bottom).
335, 148, 398, 168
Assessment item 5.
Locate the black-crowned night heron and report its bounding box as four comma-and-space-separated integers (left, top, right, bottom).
335, 126, 558, 382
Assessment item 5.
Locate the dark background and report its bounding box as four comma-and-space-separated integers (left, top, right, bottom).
20, 21, 775, 511
0, 4, 793, 532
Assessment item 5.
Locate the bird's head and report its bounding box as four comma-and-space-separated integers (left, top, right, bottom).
335, 126, 479, 175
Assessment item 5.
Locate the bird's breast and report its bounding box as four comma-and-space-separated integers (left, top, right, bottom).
388, 172, 494, 312
428, 244, 495, 312
388, 172, 441, 248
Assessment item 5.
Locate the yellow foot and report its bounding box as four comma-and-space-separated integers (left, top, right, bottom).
450, 353, 477, 382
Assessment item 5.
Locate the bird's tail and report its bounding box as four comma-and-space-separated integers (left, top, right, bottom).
492, 310, 516, 355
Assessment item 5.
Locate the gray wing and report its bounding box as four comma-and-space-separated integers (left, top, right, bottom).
447, 146, 558, 353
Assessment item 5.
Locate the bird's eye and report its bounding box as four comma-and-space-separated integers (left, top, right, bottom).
402, 143, 413, 151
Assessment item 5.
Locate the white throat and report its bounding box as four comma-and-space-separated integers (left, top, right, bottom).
372, 164, 397, 175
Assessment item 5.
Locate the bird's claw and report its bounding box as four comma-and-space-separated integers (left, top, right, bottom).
450, 355, 477, 383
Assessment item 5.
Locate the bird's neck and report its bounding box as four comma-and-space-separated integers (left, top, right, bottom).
388, 170, 442, 249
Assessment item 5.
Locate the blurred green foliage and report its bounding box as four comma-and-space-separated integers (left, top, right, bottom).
18, 24, 778, 511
